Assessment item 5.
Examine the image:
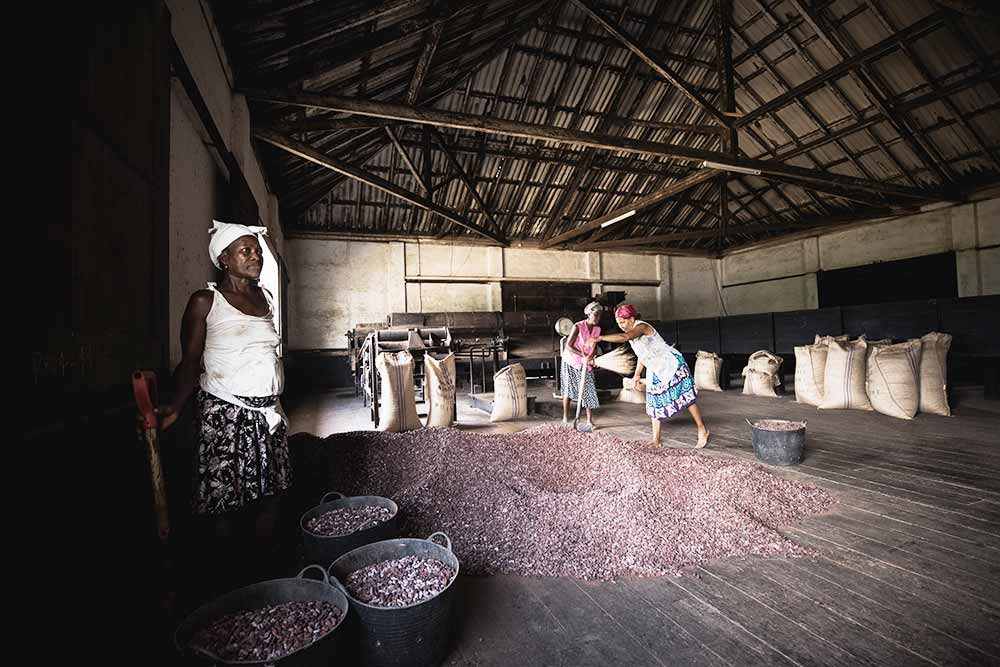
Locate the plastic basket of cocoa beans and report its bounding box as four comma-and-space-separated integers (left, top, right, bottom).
300, 491, 399, 567
175, 565, 349, 665
747, 418, 807, 466
328, 532, 459, 667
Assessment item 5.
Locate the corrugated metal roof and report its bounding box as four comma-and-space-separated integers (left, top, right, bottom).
211, 0, 1000, 252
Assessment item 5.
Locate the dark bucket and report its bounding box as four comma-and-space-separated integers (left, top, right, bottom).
329, 532, 459, 667
174, 565, 349, 666
747, 418, 807, 465
301, 491, 399, 568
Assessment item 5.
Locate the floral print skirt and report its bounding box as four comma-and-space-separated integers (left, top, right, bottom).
646, 351, 697, 420
193, 389, 292, 515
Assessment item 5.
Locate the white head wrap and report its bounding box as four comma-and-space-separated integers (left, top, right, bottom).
208, 220, 269, 269
584, 301, 604, 317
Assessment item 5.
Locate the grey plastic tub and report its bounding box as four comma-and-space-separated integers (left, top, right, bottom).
174, 565, 349, 665
329, 532, 459, 667
301, 491, 399, 568
747, 418, 807, 465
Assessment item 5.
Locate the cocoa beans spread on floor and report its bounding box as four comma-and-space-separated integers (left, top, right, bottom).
752, 420, 806, 431
306, 505, 393, 537
293, 424, 834, 580
345, 556, 455, 608
190, 600, 342, 662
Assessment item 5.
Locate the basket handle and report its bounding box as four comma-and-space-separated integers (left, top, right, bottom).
321, 491, 345, 504
428, 531, 452, 552
297, 564, 329, 584
328, 576, 349, 597
746, 418, 755, 427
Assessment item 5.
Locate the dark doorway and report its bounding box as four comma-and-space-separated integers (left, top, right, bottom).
818, 252, 958, 308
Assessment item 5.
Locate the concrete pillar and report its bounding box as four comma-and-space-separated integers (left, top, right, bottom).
956, 249, 982, 297
487, 282, 502, 311
487, 246, 504, 278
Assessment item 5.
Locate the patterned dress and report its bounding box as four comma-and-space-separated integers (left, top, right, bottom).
628, 321, 697, 420
194, 285, 291, 515
560, 321, 600, 409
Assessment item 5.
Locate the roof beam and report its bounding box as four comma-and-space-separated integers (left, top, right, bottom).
734, 11, 948, 129
254, 127, 507, 245
429, 127, 502, 234
385, 126, 429, 194
570, 0, 733, 127
243, 89, 941, 202
540, 169, 720, 248
405, 20, 444, 105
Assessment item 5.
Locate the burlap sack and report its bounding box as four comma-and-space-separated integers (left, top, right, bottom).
376, 351, 422, 432
819, 339, 872, 411
866, 339, 922, 420
864, 338, 893, 358
794, 343, 828, 406
742, 367, 779, 397
618, 371, 647, 403
748, 350, 783, 375
694, 351, 723, 392
424, 353, 456, 427
919, 332, 952, 416
814, 334, 849, 346
490, 363, 528, 422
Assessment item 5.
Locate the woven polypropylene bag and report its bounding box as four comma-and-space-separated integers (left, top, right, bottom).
794, 343, 828, 406
866, 339, 922, 420
376, 351, 423, 432
424, 353, 456, 427
819, 339, 872, 411
919, 332, 952, 416
694, 351, 723, 392
490, 363, 528, 422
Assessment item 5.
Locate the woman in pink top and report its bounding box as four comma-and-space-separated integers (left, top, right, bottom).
561, 301, 604, 428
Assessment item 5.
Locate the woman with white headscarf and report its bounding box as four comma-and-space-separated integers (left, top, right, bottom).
157, 220, 290, 586
560, 301, 604, 428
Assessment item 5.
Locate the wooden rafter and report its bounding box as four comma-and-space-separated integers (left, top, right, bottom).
429, 127, 502, 234
540, 169, 720, 248
254, 127, 507, 244
734, 11, 948, 129
385, 126, 429, 193
571, 0, 733, 127
243, 89, 942, 202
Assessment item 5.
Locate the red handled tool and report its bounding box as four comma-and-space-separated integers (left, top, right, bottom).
132, 370, 170, 543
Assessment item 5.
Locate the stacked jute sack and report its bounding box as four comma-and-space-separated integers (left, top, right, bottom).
793, 332, 952, 420
742, 350, 784, 397
376, 351, 457, 432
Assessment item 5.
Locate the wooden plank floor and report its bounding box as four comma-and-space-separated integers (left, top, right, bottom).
286, 388, 1000, 666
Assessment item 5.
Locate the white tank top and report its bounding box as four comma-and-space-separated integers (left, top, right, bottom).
199, 283, 284, 398
628, 320, 680, 380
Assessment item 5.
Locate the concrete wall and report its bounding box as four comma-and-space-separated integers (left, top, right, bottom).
719, 198, 999, 315
166, 0, 285, 364
288, 242, 690, 349
288, 197, 998, 350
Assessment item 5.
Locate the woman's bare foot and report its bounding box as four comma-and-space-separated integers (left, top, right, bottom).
695, 428, 710, 449
645, 440, 662, 449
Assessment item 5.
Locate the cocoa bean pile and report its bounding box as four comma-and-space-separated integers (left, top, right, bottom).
752, 420, 806, 431
306, 505, 393, 537
297, 424, 834, 580
344, 556, 456, 608
190, 600, 342, 662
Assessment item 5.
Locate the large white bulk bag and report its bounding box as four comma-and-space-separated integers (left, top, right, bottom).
490, 363, 528, 422
424, 353, 456, 428
919, 332, 952, 416
866, 339, 922, 420
376, 351, 422, 432
794, 343, 828, 406
819, 339, 872, 411
694, 351, 723, 392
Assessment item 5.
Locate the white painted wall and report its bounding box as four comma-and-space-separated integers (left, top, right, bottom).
166, 0, 285, 365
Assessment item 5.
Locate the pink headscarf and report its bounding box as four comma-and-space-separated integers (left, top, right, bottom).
615, 304, 637, 319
